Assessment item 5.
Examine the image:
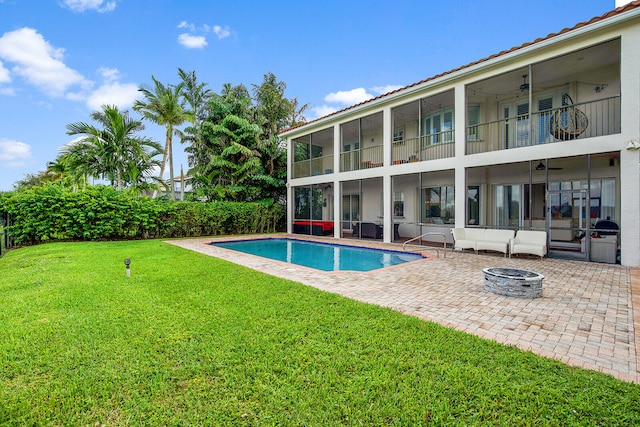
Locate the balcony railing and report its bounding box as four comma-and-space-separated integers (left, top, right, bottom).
466, 95, 620, 154
392, 131, 455, 164
340, 145, 384, 172
292, 154, 334, 178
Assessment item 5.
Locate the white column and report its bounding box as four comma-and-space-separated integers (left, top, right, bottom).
382, 106, 393, 242
286, 137, 293, 234
333, 125, 341, 238
454, 83, 467, 228
619, 27, 640, 266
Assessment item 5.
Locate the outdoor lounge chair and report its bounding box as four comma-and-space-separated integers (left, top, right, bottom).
510, 230, 547, 259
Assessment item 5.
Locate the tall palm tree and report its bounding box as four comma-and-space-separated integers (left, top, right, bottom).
133, 76, 187, 200
176, 68, 211, 171
65, 105, 162, 192
178, 68, 211, 127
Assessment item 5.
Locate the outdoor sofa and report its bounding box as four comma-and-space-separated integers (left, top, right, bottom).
509, 230, 547, 259
450, 228, 515, 256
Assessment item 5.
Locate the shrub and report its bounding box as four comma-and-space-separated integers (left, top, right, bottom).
0, 185, 284, 245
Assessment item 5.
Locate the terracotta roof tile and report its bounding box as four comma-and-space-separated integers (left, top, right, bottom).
281, 0, 640, 135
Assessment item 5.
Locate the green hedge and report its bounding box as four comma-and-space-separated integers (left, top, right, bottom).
0, 185, 284, 246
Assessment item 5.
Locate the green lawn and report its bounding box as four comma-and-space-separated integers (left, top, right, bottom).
1, 240, 639, 426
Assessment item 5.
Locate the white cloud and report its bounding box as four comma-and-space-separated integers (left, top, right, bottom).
177, 21, 196, 31
178, 33, 208, 49
324, 88, 374, 105
213, 25, 231, 40
65, 67, 138, 110
62, 0, 117, 12
0, 27, 91, 97
84, 81, 140, 110
0, 138, 32, 168
371, 85, 403, 95
0, 87, 16, 96
97, 66, 120, 83
0, 61, 10, 83
310, 84, 403, 120
177, 22, 232, 48
309, 105, 339, 120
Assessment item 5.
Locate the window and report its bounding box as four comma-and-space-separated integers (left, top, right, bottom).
515, 102, 530, 147
393, 191, 404, 217
294, 187, 323, 220
537, 96, 554, 144
495, 184, 521, 228
422, 186, 454, 224
467, 186, 480, 225
422, 109, 454, 146
467, 105, 480, 141
393, 128, 404, 142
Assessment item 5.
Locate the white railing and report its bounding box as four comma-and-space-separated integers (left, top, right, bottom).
292, 154, 335, 178
403, 231, 448, 258
466, 95, 621, 154
340, 145, 384, 172
392, 132, 455, 164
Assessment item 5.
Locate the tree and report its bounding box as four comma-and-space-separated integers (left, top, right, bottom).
178, 68, 211, 127
198, 114, 262, 201
251, 73, 294, 203
186, 83, 256, 199
65, 105, 162, 192
288, 97, 310, 128
134, 76, 187, 200
12, 171, 58, 190
46, 153, 88, 191
186, 73, 299, 203
176, 69, 211, 172
252, 72, 293, 142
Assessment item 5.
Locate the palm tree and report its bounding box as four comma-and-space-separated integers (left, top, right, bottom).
133, 76, 187, 200
178, 68, 211, 127
46, 154, 88, 190
176, 69, 211, 172
65, 105, 162, 192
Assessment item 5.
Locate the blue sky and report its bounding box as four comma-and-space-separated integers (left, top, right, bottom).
0, 0, 618, 191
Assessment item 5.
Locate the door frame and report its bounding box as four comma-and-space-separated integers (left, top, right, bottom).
546, 188, 590, 261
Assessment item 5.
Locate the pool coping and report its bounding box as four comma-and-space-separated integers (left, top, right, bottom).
206, 235, 429, 274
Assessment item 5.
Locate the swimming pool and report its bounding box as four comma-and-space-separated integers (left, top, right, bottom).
210, 238, 424, 272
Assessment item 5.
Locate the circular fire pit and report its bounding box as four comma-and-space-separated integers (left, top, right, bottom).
483, 268, 544, 298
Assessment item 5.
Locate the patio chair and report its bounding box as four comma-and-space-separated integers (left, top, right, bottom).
510, 230, 547, 259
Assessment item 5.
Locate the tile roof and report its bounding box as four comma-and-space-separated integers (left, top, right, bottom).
281, 0, 640, 135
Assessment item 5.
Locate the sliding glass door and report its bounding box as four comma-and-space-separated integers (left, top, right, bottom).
495, 184, 522, 228
341, 194, 360, 233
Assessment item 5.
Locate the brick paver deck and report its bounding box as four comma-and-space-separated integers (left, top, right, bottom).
167, 234, 640, 383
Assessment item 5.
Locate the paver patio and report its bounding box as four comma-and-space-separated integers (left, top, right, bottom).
168, 234, 640, 383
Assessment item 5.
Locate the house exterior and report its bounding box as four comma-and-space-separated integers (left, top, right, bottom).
281, 1, 640, 267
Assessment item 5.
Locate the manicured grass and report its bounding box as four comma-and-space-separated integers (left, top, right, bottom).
1, 240, 639, 426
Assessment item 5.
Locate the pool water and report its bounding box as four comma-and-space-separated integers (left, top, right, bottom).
210, 238, 423, 272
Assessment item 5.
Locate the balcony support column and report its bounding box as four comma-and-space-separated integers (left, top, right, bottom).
286, 137, 293, 234
619, 26, 640, 266
454, 83, 467, 227
333, 125, 341, 238
382, 106, 393, 243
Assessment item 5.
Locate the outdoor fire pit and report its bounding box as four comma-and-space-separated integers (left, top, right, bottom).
483, 267, 544, 298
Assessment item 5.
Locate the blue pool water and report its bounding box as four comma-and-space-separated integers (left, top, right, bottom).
210, 238, 423, 272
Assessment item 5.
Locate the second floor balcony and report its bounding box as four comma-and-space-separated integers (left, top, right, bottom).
391, 130, 455, 164
293, 154, 334, 178
466, 95, 620, 154
340, 145, 384, 172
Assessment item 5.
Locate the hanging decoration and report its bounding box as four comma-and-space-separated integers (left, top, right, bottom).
550, 94, 589, 141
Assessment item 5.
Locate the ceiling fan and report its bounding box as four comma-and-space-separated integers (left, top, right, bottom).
519, 74, 529, 92
535, 160, 563, 171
